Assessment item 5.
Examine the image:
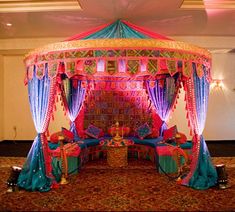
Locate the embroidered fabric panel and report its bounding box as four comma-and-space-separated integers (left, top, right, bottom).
24, 48, 211, 83
84, 88, 152, 134
136, 123, 152, 139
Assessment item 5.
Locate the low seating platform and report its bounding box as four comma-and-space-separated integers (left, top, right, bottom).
49, 136, 192, 180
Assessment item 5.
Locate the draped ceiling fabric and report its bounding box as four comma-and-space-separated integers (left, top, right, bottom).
22, 20, 216, 191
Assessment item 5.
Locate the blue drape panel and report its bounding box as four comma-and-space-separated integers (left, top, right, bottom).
146, 75, 179, 135
17, 135, 51, 191
18, 66, 55, 192
189, 135, 217, 189
61, 78, 86, 140
182, 64, 217, 189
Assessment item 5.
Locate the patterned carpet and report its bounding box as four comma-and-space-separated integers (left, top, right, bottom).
0, 157, 234, 211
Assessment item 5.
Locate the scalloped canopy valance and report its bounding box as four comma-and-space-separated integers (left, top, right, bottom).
24, 20, 211, 82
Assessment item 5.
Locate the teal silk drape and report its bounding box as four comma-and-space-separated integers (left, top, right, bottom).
18, 67, 56, 191
82, 20, 150, 39
17, 134, 52, 192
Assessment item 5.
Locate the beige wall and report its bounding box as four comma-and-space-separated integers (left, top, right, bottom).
204, 53, 235, 140
3, 55, 69, 140
1, 37, 235, 141
3, 56, 35, 140
168, 52, 235, 140
0, 55, 4, 141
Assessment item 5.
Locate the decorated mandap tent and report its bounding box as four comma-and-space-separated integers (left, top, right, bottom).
18, 20, 217, 192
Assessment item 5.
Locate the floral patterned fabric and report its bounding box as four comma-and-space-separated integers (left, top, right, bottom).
85, 125, 104, 139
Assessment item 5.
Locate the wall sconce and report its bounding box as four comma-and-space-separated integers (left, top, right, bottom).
210, 79, 224, 90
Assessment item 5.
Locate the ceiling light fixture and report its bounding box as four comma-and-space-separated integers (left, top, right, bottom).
6, 23, 12, 27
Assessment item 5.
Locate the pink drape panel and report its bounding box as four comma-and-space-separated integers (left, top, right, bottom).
181, 76, 200, 185
64, 22, 113, 41
122, 20, 172, 40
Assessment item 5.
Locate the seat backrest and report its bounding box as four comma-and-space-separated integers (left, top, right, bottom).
163, 125, 178, 141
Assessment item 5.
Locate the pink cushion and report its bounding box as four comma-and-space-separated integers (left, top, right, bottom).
175, 132, 187, 144
154, 114, 163, 130
50, 143, 81, 157
50, 132, 62, 143
163, 125, 178, 141
62, 127, 74, 141
147, 127, 160, 138
50, 128, 74, 143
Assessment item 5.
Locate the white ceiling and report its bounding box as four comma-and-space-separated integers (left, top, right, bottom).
0, 0, 235, 39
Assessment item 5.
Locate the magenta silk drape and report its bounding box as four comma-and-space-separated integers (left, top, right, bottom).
122, 20, 172, 40
64, 22, 113, 41
182, 74, 201, 185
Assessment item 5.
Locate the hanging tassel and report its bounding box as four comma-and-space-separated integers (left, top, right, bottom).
46, 129, 50, 137
72, 79, 78, 89
54, 104, 57, 112
190, 129, 193, 136
188, 120, 191, 127
24, 72, 28, 86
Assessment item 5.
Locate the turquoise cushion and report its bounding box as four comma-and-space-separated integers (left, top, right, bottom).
156, 141, 192, 149
48, 142, 59, 150
131, 137, 163, 148
78, 138, 101, 149
180, 141, 192, 149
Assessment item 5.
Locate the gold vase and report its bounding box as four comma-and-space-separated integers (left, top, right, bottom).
58, 136, 68, 185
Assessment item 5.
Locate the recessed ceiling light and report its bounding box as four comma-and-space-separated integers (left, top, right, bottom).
6, 23, 12, 26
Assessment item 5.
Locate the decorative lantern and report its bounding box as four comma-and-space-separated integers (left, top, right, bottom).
215, 164, 229, 189
6, 166, 22, 192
